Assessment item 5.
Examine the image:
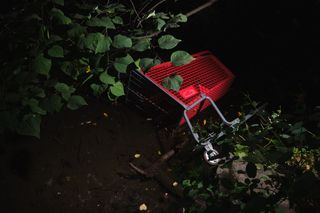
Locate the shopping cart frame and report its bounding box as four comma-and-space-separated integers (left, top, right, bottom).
126, 51, 263, 165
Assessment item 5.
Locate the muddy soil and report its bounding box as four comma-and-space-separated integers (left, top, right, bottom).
0, 99, 181, 213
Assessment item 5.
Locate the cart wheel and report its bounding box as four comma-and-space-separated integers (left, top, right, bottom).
203, 149, 220, 165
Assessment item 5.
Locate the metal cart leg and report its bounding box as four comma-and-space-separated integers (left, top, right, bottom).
183, 94, 238, 165
183, 95, 267, 165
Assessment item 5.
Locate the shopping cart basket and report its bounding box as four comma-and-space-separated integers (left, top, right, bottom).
126, 51, 261, 164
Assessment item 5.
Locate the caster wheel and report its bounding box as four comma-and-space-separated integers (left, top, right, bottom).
203, 149, 221, 165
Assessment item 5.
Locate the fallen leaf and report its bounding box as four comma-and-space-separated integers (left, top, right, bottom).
139, 203, 147, 211
134, 153, 141, 158
103, 112, 108, 117
172, 181, 178, 187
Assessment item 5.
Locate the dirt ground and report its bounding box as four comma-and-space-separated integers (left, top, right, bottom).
0, 99, 182, 213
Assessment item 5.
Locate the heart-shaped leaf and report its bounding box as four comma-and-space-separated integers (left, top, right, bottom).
40, 94, 63, 113
112, 16, 123, 25
67, 23, 86, 38
67, 95, 87, 110
86, 17, 115, 29
51, 8, 72, 25
132, 38, 151, 52
33, 53, 52, 77
17, 114, 41, 138
80, 33, 112, 54
170, 50, 194, 66
113, 54, 134, 73
110, 81, 125, 97
112, 34, 132, 48
158, 35, 181, 49
99, 72, 115, 85
162, 74, 183, 92
54, 82, 76, 100
48, 45, 64, 58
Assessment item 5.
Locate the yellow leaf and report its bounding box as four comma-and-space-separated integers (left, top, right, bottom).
139, 203, 147, 211
203, 119, 207, 125
172, 181, 178, 187
85, 65, 91, 73
134, 153, 141, 158
103, 112, 108, 117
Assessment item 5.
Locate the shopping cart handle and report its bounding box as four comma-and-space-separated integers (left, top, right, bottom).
183, 95, 267, 144
183, 94, 234, 143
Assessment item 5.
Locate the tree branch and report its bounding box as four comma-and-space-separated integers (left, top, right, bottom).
186, 0, 218, 17
132, 0, 218, 39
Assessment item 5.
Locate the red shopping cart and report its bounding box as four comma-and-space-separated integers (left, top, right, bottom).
126, 51, 262, 164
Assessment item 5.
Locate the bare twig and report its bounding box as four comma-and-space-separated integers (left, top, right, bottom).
133, 0, 218, 39
186, 0, 218, 17
137, 0, 154, 15
129, 162, 148, 176
129, 0, 141, 22
131, 31, 161, 40
148, 0, 167, 13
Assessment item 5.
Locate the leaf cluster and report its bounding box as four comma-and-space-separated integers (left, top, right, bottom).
0, 0, 192, 137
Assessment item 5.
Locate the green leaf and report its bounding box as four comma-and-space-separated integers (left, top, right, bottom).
61, 61, 79, 80
30, 87, 46, 98
67, 24, 86, 38
90, 83, 107, 96
48, 45, 64, 58
170, 50, 194, 66
67, 95, 87, 110
175, 13, 188, 23
110, 81, 125, 97
80, 33, 112, 54
156, 18, 166, 31
113, 54, 134, 73
86, 17, 115, 29
162, 74, 183, 92
52, 0, 64, 6
99, 72, 115, 85
234, 144, 249, 159
155, 12, 169, 19
33, 53, 52, 77
26, 98, 47, 115
54, 82, 75, 100
290, 122, 307, 135
112, 34, 132, 48
138, 58, 161, 71
158, 35, 181, 49
51, 8, 72, 25
40, 94, 63, 113
132, 38, 151, 52
17, 114, 41, 138
112, 16, 123, 25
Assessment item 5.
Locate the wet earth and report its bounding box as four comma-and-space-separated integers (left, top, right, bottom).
0, 99, 180, 213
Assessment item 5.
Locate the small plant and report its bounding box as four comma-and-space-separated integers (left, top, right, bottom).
179, 97, 320, 212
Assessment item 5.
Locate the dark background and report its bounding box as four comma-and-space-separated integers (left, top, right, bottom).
0, 1, 320, 212
171, 0, 320, 111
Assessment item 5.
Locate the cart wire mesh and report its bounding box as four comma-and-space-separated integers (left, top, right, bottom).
126, 51, 234, 127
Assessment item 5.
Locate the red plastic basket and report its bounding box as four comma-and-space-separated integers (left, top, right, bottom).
145, 51, 235, 125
